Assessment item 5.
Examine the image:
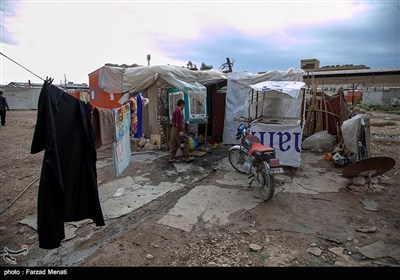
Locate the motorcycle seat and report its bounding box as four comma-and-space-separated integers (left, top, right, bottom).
249, 143, 274, 155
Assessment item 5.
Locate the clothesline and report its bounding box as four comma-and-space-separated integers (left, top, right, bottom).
0, 52, 45, 81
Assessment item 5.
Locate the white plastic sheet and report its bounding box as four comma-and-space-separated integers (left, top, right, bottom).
98, 65, 227, 104
341, 114, 365, 155
249, 81, 305, 99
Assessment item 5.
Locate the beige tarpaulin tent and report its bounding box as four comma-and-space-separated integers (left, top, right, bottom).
98, 65, 227, 104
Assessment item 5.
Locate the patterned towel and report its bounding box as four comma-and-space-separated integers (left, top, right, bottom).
91, 107, 115, 149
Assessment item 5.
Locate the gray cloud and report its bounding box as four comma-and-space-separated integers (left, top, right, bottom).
153, 1, 400, 71
309, 1, 400, 68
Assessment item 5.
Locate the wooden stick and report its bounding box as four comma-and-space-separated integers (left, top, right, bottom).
323, 93, 329, 131
0, 177, 40, 215
305, 109, 340, 118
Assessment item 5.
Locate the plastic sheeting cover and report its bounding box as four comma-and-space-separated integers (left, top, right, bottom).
341, 114, 365, 155
223, 69, 304, 144
98, 65, 227, 104
249, 81, 305, 99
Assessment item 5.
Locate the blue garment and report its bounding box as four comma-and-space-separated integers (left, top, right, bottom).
134, 93, 143, 138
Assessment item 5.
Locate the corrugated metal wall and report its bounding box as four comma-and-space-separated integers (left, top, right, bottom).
88, 69, 123, 109
1, 87, 41, 109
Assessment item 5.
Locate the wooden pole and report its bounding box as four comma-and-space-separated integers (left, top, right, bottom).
365, 116, 371, 158
226, 58, 232, 72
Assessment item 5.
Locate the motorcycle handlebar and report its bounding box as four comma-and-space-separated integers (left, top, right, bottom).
249, 119, 259, 127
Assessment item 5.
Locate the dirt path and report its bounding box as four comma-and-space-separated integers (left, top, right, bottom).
0, 110, 399, 267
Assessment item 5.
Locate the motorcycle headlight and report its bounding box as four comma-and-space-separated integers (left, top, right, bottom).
236, 124, 246, 135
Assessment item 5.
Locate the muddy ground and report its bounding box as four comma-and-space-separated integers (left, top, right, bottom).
0, 110, 399, 268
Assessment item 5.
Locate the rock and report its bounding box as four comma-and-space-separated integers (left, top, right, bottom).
369, 177, 379, 184
352, 176, 366, 186
368, 184, 385, 193
347, 185, 361, 192
145, 254, 154, 259
356, 226, 377, 233
249, 244, 262, 252
307, 247, 322, 256
328, 247, 344, 255
360, 197, 378, 211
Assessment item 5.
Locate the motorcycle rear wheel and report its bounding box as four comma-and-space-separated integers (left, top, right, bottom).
228, 148, 250, 174
256, 163, 275, 201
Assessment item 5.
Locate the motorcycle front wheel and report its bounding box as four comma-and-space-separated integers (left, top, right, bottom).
228, 148, 250, 174
256, 163, 275, 201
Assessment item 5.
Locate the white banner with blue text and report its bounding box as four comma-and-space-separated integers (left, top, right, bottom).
251, 123, 303, 167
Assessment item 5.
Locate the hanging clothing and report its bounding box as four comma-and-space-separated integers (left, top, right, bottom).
112, 103, 131, 177
129, 96, 138, 136
134, 93, 143, 138
91, 107, 115, 149
31, 81, 105, 250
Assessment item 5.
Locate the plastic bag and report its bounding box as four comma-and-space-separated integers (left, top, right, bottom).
302, 130, 336, 152
188, 137, 195, 151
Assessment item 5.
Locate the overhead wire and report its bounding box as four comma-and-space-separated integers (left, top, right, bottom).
0, 51, 45, 81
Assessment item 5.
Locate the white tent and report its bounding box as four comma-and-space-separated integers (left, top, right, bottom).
223, 69, 304, 145
98, 65, 227, 104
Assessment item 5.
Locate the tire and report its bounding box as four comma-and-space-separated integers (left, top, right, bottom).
228, 148, 250, 174
256, 162, 275, 201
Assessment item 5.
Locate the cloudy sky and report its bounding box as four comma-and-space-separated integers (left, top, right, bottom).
1, 0, 399, 84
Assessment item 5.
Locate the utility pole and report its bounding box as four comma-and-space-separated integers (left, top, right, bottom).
147, 54, 151, 66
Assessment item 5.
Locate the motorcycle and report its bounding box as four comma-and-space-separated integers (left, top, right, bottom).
228, 120, 284, 201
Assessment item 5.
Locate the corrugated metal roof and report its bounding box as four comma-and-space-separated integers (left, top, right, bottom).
304, 67, 400, 76
2, 82, 88, 89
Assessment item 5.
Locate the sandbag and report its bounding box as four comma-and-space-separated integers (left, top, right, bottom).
302, 130, 336, 152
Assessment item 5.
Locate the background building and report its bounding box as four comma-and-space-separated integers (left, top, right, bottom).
301, 58, 400, 105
